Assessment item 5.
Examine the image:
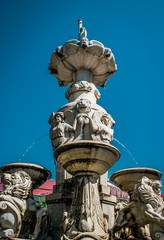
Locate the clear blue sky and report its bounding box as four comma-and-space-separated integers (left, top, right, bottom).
1, 1, 164, 190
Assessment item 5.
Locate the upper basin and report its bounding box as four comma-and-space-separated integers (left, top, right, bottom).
55, 141, 120, 176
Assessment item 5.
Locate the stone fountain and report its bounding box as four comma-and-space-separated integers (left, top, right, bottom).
0, 20, 164, 240
47, 20, 120, 240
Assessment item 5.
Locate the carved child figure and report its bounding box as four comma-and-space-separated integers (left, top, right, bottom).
49, 112, 74, 148
99, 113, 115, 143
90, 113, 115, 144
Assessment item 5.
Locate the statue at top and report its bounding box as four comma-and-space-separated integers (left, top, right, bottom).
48, 19, 117, 87
78, 19, 88, 48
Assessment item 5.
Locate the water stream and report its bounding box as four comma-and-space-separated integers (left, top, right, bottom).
113, 138, 138, 165
18, 133, 49, 161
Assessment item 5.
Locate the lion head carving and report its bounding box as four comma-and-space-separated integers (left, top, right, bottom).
1, 170, 32, 199
134, 176, 163, 210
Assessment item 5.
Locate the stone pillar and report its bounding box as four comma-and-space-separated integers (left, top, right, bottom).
47, 20, 120, 240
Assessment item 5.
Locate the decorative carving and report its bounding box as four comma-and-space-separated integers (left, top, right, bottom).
65, 81, 101, 101
0, 171, 32, 238
111, 176, 164, 240
49, 20, 117, 87
49, 112, 74, 148
73, 99, 92, 141
0, 170, 49, 239
62, 174, 109, 240
49, 100, 115, 149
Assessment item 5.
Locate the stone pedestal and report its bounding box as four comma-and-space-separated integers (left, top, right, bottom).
46, 180, 117, 240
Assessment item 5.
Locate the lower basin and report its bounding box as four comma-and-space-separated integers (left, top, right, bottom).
55, 141, 120, 176
110, 167, 162, 193
0, 162, 52, 189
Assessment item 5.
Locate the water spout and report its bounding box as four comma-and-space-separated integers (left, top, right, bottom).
18, 133, 49, 161
113, 138, 138, 165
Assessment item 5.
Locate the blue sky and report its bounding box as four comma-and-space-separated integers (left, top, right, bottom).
1, 0, 164, 190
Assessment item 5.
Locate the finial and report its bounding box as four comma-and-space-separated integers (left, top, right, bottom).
78, 19, 87, 42
78, 19, 83, 39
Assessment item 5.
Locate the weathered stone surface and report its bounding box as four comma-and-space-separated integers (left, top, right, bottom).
48, 20, 120, 240
110, 167, 162, 194
0, 163, 51, 239
110, 168, 164, 240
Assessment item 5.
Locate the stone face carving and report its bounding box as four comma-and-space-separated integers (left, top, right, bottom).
112, 176, 164, 240
0, 171, 32, 238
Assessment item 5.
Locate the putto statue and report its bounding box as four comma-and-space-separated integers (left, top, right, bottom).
49, 112, 74, 148
49, 98, 115, 148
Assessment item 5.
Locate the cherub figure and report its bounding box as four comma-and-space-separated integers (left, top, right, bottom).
49, 112, 74, 148
99, 113, 115, 143
91, 113, 115, 143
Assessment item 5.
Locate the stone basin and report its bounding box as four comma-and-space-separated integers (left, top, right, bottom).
0, 162, 52, 189
55, 141, 120, 176
110, 167, 162, 193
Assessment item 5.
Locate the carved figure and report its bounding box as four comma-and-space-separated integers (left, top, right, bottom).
0, 171, 32, 239
73, 99, 92, 140
62, 176, 109, 240
99, 113, 115, 143
49, 112, 74, 148
112, 176, 164, 240
78, 20, 89, 48
91, 113, 115, 143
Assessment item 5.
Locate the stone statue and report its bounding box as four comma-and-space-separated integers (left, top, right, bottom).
0, 171, 32, 239
111, 176, 164, 240
90, 112, 115, 143
49, 112, 74, 148
0, 170, 50, 240
73, 99, 92, 141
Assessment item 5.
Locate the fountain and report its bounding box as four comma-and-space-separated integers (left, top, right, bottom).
0, 20, 164, 240
47, 20, 120, 240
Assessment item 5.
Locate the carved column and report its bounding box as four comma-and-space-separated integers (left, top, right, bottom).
48, 20, 120, 240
